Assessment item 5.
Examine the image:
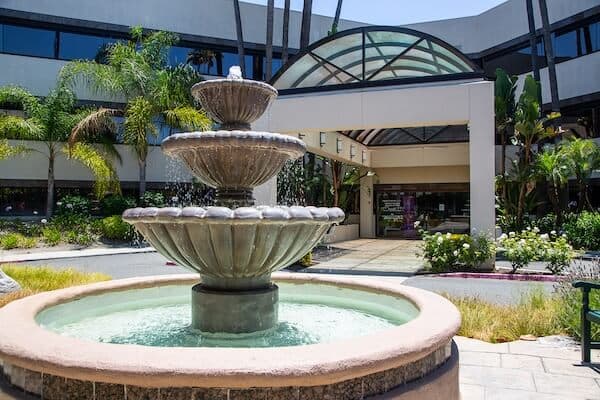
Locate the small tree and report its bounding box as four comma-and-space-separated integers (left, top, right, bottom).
0, 86, 120, 217
62, 27, 211, 198
560, 138, 600, 211
535, 146, 569, 224
494, 68, 518, 204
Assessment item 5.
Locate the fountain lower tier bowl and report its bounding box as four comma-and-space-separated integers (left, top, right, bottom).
0, 274, 461, 399
122, 206, 344, 289
162, 131, 306, 191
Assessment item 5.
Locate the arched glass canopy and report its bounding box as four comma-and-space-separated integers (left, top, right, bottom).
271, 26, 482, 93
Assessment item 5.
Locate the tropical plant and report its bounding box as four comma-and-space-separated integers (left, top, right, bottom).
494, 68, 517, 203
100, 194, 137, 216
420, 232, 495, 273
0, 139, 28, 160
562, 211, 600, 251
512, 76, 560, 223
535, 145, 570, 223
0, 85, 120, 217
99, 215, 134, 241
62, 27, 211, 198
559, 138, 600, 211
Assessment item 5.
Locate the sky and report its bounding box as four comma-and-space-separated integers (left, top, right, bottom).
243, 0, 507, 25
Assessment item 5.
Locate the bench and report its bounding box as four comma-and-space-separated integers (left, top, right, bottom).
572, 281, 600, 363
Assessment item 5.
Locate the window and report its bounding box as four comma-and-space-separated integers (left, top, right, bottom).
59, 32, 119, 61
483, 40, 546, 77
263, 57, 283, 80
589, 21, 600, 52
1, 23, 56, 58
553, 29, 580, 61
221, 52, 253, 79
174, 47, 219, 75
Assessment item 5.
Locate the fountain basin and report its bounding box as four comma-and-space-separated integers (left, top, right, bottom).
191, 79, 278, 130
162, 131, 306, 193
0, 274, 461, 399
122, 206, 344, 288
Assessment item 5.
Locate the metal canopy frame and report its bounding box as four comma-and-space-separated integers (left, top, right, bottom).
271, 26, 484, 95
339, 125, 469, 147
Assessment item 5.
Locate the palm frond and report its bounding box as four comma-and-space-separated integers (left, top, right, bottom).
69, 108, 120, 148
64, 143, 121, 199
0, 114, 43, 140
0, 86, 40, 115
60, 61, 125, 99
163, 106, 212, 132
0, 139, 30, 160
124, 97, 157, 161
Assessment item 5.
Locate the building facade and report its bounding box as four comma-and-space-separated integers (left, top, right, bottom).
0, 0, 598, 236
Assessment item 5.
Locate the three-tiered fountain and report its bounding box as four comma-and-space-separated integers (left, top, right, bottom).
123, 67, 344, 333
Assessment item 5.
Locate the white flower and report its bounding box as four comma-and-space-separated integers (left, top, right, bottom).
171, 196, 179, 202
540, 234, 549, 241
509, 231, 516, 237
562, 233, 567, 238
550, 230, 557, 235
56, 201, 62, 206
462, 243, 470, 249
519, 239, 526, 244
413, 221, 421, 228
33, 211, 38, 215
437, 236, 444, 244
435, 232, 442, 236
66, 203, 73, 209
526, 227, 531, 231
41, 219, 47, 224
446, 232, 452, 239
453, 250, 459, 256
533, 227, 540, 233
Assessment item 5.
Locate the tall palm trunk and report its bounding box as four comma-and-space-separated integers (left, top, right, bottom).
233, 0, 246, 76
500, 126, 507, 203
331, 160, 343, 207
281, 0, 291, 64
265, 0, 274, 81
539, 0, 560, 112
138, 158, 147, 199
547, 183, 562, 224
331, 0, 343, 34
300, 0, 313, 49
46, 145, 56, 217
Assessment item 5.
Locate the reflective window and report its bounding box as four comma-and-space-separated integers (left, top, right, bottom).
483, 40, 546, 77
1, 24, 55, 58
553, 30, 580, 61
179, 48, 219, 75
222, 52, 253, 79
590, 21, 600, 52
59, 32, 118, 61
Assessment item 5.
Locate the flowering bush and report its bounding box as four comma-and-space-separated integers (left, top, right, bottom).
420, 232, 495, 272
497, 228, 575, 274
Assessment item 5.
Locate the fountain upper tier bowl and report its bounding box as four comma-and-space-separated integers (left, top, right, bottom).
162, 131, 306, 190
191, 79, 277, 130
122, 206, 345, 290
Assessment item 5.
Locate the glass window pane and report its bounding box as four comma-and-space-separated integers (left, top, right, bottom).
59, 32, 119, 61
2, 24, 55, 58
273, 53, 319, 88
553, 30, 578, 61
590, 21, 600, 52
221, 52, 253, 78
430, 42, 472, 72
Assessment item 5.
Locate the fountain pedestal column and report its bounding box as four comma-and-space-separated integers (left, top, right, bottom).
191, 283, 278, 333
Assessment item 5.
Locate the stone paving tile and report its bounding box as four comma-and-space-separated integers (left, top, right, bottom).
533, 371, 600, 398
508, 340, 588, 361
460, 365, 536, 391
484, 387, 592, 400
501, 354, 544, 371
459, 383, 485, 400
454, 336, 510, 354
542, 357, 600, 378
460, 351, 501, 367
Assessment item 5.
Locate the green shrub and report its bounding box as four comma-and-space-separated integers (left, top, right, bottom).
99, 215, 134, 241
562, 211, 600, 251
100, 194, 137, 216
140, 191, 165, 207
0, 233, 37, 249
531, 214, 557, 234
55, 195, 91, 216
420, 232, 495, 272
299, 252, 313, 267
65, 230, 94, 246
42, 227, 61, 246
543, 234, 575, 274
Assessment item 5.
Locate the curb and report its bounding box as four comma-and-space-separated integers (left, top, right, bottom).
0, 247, 156, 264
435, 272, 559, 282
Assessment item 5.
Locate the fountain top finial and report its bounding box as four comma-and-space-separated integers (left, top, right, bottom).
227, 66, 243, 80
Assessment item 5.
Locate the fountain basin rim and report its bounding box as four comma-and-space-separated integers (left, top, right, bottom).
122, 206, 345, 222
191, 78, 278, 97
0, 273, 460, 388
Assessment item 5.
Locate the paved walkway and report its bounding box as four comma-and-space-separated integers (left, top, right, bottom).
458, 336, 600, 399
308, 239, 425, 275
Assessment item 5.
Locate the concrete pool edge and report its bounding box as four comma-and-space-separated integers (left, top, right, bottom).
0, 273, 460, 398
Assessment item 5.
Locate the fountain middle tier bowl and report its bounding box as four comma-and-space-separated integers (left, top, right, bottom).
162, 131, 306, 189
122, 206, 344, 289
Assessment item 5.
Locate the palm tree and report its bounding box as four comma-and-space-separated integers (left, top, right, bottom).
535, 146, 570, 223
560, 138, 600, 211
0, 85, 120, 217
232, 0, 246, 76
330, 0, 343, 35
265, 0, 275, 81
0, 140, 27, 160
62, 27, 211, 198
300, 0, 313, 49
494, 68, 518, 203
282, 0, 291, 64
513, 75, 560, 223
186, 49, 218, 73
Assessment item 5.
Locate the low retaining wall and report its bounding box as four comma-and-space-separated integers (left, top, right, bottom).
322, 224, 359, 244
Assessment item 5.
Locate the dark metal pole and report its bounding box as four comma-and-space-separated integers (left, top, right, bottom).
300, 0, 313, 49
538, 0, 561, 112
233, 0, 246, 76
282, 0, 290, 64
525, 0, 540, 83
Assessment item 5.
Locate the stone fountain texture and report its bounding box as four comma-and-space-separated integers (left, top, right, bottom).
123, 72, 344, 333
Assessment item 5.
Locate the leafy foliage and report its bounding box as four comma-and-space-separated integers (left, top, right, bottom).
419, 232, 495, 272
100, 194, 137, 216
562, 211, 600, 251
99, 216, 134, 241
55, 195, 92, 216
0, 233, 37, 250
140, 191, 165, 207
